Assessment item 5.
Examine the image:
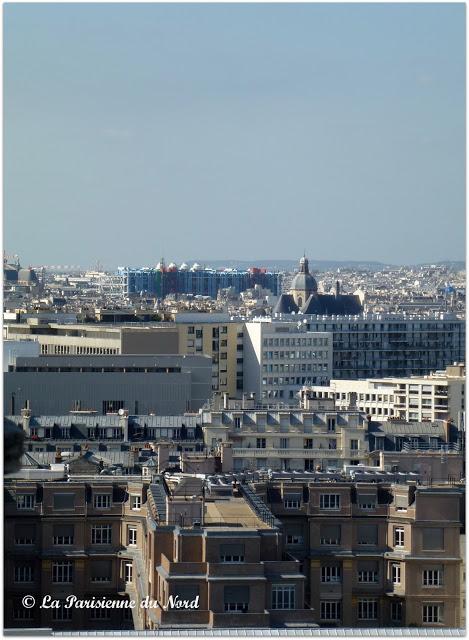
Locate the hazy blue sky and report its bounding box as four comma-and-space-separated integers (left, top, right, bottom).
4, 3, 465, 269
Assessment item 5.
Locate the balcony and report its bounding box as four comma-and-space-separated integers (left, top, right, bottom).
232, 448, 343, 458
160, 555, 207, 577
208, 562, 265, 578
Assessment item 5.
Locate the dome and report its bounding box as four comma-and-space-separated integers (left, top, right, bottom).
291, 272, 317, 292
179, 262, 189, 271
191, 262, 201, 271
167, 262, 177, 270
290, 256, 317, 294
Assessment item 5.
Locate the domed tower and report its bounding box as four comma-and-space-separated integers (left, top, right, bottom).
290, 256, 317, 308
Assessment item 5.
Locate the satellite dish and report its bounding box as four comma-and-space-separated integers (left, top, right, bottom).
118, 409, 125, 416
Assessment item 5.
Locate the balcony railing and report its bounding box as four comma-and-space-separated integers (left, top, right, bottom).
402, 442, 460, 452
232, 447, 345, 458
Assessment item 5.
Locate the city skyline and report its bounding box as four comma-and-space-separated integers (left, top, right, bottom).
5, 3, 465, 266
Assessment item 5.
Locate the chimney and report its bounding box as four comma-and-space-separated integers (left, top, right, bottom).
223, 393, 229, 410
335, 281, 340, 297
55, 448, 62, 463
119, 409, 129, 441
21, 408, 32, 437
443, 419, 452, 444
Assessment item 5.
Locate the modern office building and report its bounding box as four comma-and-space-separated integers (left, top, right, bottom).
307, 363, 465, 425
4, 355, 212, 416
268, 314, 465, 380
116, 264, 283, 299
243, 320, 333, 404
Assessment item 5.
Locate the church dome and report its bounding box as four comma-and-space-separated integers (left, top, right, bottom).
290, 256, 317, 294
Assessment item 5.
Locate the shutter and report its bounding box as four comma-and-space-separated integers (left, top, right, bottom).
177, 585, 199, 601
422, 528, 444, 550
220, 544, 244, 556
15, 524, 35, 538
53, 493, 75, 509
224, 586, 249, 602
321, 524, 341, 540
285, 493, 301, 501
358, 525, 378, 544
53, 524, 74, 537
91, 560, 112, 579
358, 494, 376, 505
358, 560, 378, 572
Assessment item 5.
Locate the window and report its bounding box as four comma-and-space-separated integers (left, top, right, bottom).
423, 568, 443, 586
131, 495, 141, 510
320, 524, 341, 545
392, 563, 401, 585
14, 566, 33, 583
91, 525, 112, 545
328, 439, 337, 450
422, 528, 444, 550
93, 494, 111, 509
358, 495, 377, 510
358, 569, 378, 583
224, 586, 249, 612
358, 599, 378, 620
304, 438, 313, 449
53, 525, 74, 545
91, 608, 111, 620
286, 534, 303, 546
320, 494, 340, 510
284, 494, 301, 509
271, 584, 295, 610
350, 439, 359, 451
52, 602, 73, 622
327, 418, 336, 432
391, 601, 402, 622
394, 527, 405, 548
16, 494, 35, 510
320, 601, 341, 621
256, 438, 266, 449
124, 562, 133, 583
357, 524, 378, 546
422, 604, 443, 624
13, 608, 34, 621
321, 566, 341, 583
127, 526, 137, 546
102, 400, 124, 414
52, 561, 73, 584
280, 438, 289, 449
91, 560, 112, 583
234, 417, 241, 429
220, 544, 244, 563
14, 525, 35, 545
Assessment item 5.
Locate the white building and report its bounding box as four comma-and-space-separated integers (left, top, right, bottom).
306, 363, 465, 426
243, 319, 333, 405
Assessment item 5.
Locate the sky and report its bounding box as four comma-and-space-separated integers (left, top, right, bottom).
4, 3, 466, 269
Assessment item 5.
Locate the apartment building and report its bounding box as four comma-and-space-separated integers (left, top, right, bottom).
201, 405, 369, 472
307, 363, 465, 425
175, 314, 245, 397
4, 474, 316, 631
4, 476, 148, 630
243, 320, 333, 404
250, 479, 463, 628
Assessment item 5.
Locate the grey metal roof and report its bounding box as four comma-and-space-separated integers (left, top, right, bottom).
371, 421, 446, 436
